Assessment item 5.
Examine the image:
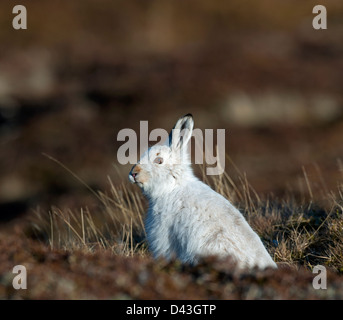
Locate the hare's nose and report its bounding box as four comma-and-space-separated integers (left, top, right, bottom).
130, 164, 141, 180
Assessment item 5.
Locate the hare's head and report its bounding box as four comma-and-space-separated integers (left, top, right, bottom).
129, 114, 194, 192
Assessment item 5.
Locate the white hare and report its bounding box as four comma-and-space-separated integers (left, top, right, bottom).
129, 114, 277, 270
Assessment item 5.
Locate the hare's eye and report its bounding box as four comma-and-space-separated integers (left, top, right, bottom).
153, 157, 163, 164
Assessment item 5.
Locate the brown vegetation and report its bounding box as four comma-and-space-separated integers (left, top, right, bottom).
1, 164, 343, 299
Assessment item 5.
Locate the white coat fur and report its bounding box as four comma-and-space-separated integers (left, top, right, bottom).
129, 114, 277, 270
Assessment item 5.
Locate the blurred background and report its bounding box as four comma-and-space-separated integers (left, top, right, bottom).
0, 0, 343, 224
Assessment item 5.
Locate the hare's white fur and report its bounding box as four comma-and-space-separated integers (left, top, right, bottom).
129, 114, 277, 270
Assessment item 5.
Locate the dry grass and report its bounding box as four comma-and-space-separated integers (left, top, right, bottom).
30, 178, 148, 257
28, 156, 343, 274
0, 156, 341, 299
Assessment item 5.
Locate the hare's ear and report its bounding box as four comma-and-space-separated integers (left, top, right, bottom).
168, 114, 194, 152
